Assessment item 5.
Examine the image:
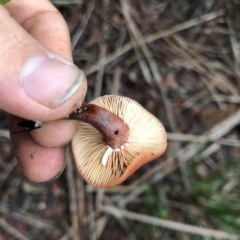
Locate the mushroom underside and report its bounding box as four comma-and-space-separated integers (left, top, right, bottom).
72, 95, 166, 188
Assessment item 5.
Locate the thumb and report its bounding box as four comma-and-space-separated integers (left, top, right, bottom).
0, 5, 87, 121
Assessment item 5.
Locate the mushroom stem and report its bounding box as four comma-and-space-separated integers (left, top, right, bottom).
67, 102, 130, 149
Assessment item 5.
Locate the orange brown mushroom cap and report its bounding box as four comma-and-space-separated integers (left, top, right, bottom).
71, 95, 167, 188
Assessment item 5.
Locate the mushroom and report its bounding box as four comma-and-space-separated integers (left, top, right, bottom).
14, 95, 167, 188
71, 95, 167, 188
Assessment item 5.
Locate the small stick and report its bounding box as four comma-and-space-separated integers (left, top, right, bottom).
100, 206, 239, 240
65, 146, 79, 240
0, 218, 29, 240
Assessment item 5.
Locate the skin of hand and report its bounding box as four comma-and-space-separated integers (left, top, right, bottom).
1, 0, 87, 182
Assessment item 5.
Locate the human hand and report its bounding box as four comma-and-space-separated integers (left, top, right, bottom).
1, 0, 87, 182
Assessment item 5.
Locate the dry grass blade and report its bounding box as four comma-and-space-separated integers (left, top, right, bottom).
144, 10, 225, 44
173, 35, 239, 97
59, 229, 74, 240
0, 163, 17, 182
100, 206, 240, 240
0, 218, 30, 240
71, 0, 95, 50
113, 185, 148, 207
165, 37, 225, 109
0, 129, 10, 139
65, 145, 79, 240
211, 94, 240, 103
199, 143, 220, 159
120, 0, 155, 84
85, 10, 224, 76
111, 67, 121, 95
120, 0, 161, 83
120, 0, 178, 133
227, 18, 240, 66
94, 44, 107, 98
75, 176, 85, 238
0, 203, 58, 230
95, 188, 104, 210
167, 133, 240, 147
86, 191, 97, 240
90, 216, 109, 240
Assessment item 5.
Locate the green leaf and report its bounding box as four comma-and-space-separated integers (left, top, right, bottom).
0, 0, 10, 5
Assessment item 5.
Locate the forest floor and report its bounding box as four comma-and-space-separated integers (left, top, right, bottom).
1, 0, 240, 239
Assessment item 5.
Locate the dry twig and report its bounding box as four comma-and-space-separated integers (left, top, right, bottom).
71, 0, 95, 50
85, 10, 224, 76
0, 129, 10, 139
167, 133, 240, 147
65, 145, 79, 240
0, 218, 30, 240
0, 203, 57, 231
94, 44, 107, 99
100, 206, 240, 240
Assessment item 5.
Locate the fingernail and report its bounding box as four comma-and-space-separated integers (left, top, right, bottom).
21, 55, 85, 107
